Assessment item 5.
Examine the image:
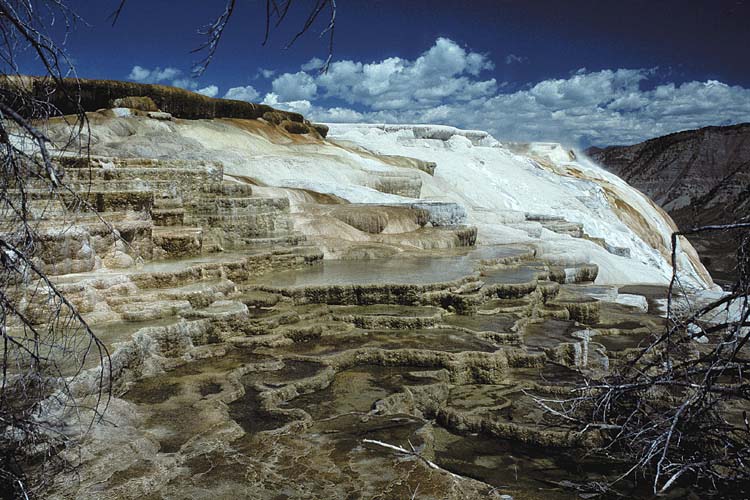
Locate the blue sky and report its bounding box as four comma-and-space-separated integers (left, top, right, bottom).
22, 0, 750, 146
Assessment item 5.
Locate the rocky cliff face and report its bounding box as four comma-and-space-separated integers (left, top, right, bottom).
587, 123, 750, 283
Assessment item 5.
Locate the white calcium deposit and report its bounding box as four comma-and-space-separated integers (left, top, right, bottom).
49, 116, 713, 289
323, 124, 712, 288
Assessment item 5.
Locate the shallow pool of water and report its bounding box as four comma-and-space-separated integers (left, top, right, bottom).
247, 246, 549, 288
249, 255, 477, 286
443, 313, 520, 333
481, 266, 541, 285
286, 365, 442, 420
432, 426, 590, 499
284, 328, 499, 355
522, 319, 579, 351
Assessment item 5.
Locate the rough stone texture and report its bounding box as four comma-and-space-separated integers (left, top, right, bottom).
152, 227, 203, 257
328, 205, 429, 234
111, 96, 158, 112
8, 106, 712, 499
29, 154, 307, 268
311, 123, 329, 138
370, 172, 422, 197
146, 111, 173, 121
261, 110, 289, 125
281, 119, 309, 135
25, 232, 681, 499
588, 123, 750, 282
58, 156, 224, 195
186, 196, 294, 246
410, 202, 467, 226
8, 77, 303, 122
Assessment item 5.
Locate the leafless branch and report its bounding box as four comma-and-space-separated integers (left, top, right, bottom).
1, 1, 113, 496
111, 0, 338, 77
532, 222, 750, 496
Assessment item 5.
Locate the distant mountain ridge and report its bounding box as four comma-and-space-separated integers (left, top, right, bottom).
587, 123, 750, 282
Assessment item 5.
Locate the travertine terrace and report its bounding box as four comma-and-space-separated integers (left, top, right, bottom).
4, 81, 719, 499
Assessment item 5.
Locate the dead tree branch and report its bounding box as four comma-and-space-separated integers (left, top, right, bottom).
1, 1, 113, 497
110, 0, 338, 76
533, 222, 750, 497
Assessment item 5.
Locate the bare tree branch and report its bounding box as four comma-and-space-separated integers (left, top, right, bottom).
109, 0, 338, 77
532, 222, 750, 496
1, 1, 113, 496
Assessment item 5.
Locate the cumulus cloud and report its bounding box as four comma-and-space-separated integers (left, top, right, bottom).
128, 65, 181, 84
471, 72, 750, 145
224, 85, 260, 102
257, 68, 276, 79
261, 92, 312, 115
307, 37, 496, 111
195, 85, 218, 97
127, 65, 215, 93
300, 58, 325, 72
234, 38, 750, 146
271, 71, 318, 101
171, 78, 199, 90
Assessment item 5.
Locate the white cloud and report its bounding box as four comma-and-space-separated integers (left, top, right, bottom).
257, 68, 276, 79
261, 92, 280, 106
413, 37, 478, 77
314, 106, 365, 122
281, 100, 313, 115
271, 71, 318, 101
505, 54, 528, 65
196, 85, 219, 98
300, 57, 325, 72
307, 38, 496, 111
227, 38, 750, 146
224, 85, 260, 102
261, 92, 312, 115
128, 65, 181, 84
127, 65, 213, 92
472, 73, 750, 145
171, 78, 198, 90
467, 52, 494, 75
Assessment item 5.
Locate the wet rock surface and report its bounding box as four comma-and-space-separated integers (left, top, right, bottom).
41, 241, 676, 500
9, 114, 712, 499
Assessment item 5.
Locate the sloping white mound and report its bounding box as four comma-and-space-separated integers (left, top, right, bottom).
324, 124, 712, 288
48, 115, 712, 288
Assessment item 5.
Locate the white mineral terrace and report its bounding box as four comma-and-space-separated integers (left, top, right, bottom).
7, 110, 728, 499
